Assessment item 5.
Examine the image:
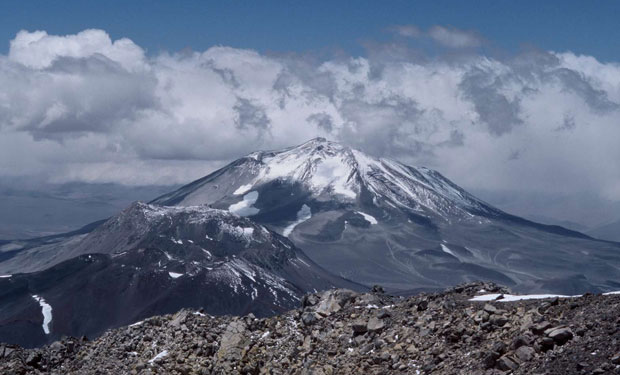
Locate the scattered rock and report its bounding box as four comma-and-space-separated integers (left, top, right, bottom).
217, 320, 249, 362
496, 355, 519, 371
313, 289, 356, 317
515, 346, 535, 362
367, 317, 385, 333
301, 311, 319, 326
371, 285, 385, 294
416, 300, 428, 311
531, 321, 553, 335
0, 282, 618, 375
351, 320, 368, 335
547, 327, 574, 345
483, 304, 498, 314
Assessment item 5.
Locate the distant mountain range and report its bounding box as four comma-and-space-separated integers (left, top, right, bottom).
1, 138, 619, 347
587, 219, 620, 242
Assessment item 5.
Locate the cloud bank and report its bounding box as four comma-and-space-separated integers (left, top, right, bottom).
1, 28, 620, 201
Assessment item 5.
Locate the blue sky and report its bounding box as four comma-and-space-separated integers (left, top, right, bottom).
1, 0, 619, 61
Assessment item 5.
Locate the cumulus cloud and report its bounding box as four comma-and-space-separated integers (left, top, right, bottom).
1, 29, 620, 203
9, 29, 146, 71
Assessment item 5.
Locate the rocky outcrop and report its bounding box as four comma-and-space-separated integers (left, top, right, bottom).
1, 282, 619, 374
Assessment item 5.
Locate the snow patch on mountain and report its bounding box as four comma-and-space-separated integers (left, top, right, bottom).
168, 272, 183, 279
602, 291, 620, 296
0, 243, 22, 252
148, 350, 169, 364
470, 293, 577, 302
229, 191, 259, 216
32, 295, 52, 334
229, 259, 257, 283
283, 204, 312, 237
248, 139, 359, 200
233, 184, 253, 195
0, 275, 11, 278
441, 244, 456, 257
219, 222, 254, 242
356, 211, 378, 225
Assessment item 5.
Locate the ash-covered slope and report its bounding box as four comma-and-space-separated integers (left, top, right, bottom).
2, 282, 619, 375
0, 202, 361, 348
152, 138, 620, 294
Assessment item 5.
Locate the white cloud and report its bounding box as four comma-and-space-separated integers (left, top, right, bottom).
389, 24, 482, 48
9, 29, 147, 71
428, 26, 482, 48
390, 25, 422, 38
1, 29, 620, 203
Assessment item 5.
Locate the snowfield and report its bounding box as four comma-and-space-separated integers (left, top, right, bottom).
283, 204, 312, 237
148, 350, 169, 364
356, 211, 378, 225
229, 191, 260, 216
31, 295, 53, 334
233, 184, 253, 195
470, 293, 578, 302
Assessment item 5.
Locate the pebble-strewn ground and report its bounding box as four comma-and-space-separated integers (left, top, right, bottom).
1, 282, 619, 374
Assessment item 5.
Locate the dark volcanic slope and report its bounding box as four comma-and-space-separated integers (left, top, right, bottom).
0, 203, 361, 348
150, 138, 620, 294
1, 282, 619, 374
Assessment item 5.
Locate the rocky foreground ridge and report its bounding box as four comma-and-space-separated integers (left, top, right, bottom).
1, 282, 619, 375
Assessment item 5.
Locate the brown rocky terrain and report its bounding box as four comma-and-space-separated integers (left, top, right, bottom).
1, 282, 619, 374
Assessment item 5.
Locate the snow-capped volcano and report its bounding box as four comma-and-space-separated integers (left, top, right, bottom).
152, 138, 620, 294
154, 137, 491, 219
2, 138, 620, 347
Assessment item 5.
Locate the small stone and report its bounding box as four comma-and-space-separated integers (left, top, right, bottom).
351, 320, 368, 334
302, 293, 320, 307
491, 342, 507, 355
540, 337, 555, 351
371, 285, 385, 294
482, 351, 499, 369
531, 321, 553, 335
547, 327, 573, 345
490, 315, 508, 326
483, 304, 498, 314
49, 341, 64, 352
301, 312, 319, 326
511, 335, 531, 349
515, 346, 535, 362
25, 352, 42, 367
135, 362, 146, 371
496, 355, 519, 371
367, 317, 385, 333
576, 362, 589, 370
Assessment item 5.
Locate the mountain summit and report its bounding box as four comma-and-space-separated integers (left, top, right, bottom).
154, 137, 492, 218
153, 138, 620, 294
